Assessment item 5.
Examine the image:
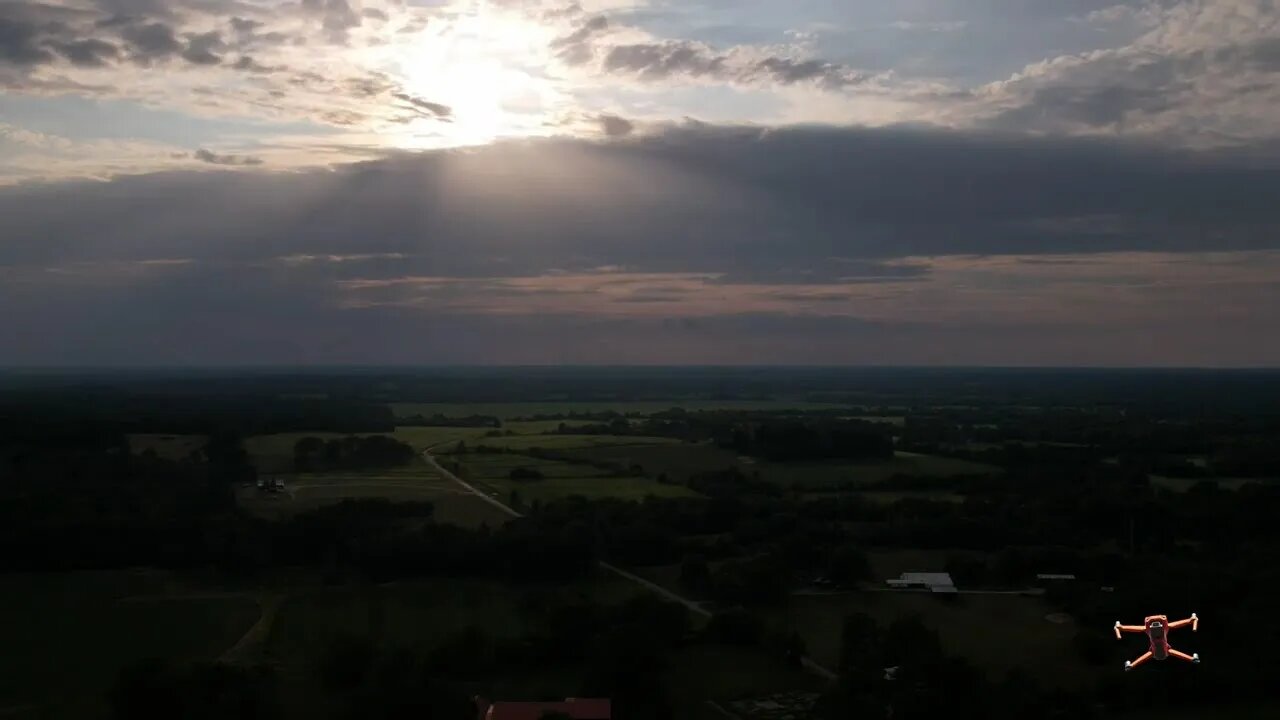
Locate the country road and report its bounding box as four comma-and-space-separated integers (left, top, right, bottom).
423, 448, 839, 682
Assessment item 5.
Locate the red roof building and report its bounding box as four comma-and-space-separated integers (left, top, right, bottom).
474, 697, 612, 720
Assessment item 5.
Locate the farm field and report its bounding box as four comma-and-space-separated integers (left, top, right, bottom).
0, 571, 259, 720
467, 434, 683, 452
455, 452, 613, 479
469, 474, 701, 505
1149, 475, 1277, 492
813, 490, 966, 504
551, 443, 995, 489
665, 644, 823, 714
773, 590, 1093, 689
236, 465, 509, 527
127, 433, 207, 460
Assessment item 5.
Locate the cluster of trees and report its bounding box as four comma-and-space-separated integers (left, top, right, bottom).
724, 420, 894, 462
396, 413, 501, 428
0, 389, 396, 439
817, 611, 1147, 720
292, 435, 417, 472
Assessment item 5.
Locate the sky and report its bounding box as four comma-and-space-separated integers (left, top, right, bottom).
2, 0, 1280, 366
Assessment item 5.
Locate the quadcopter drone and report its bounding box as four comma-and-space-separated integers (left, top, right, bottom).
1114, 613, 1199, 671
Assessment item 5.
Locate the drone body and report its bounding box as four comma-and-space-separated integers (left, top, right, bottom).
1114, 613, 1199, 671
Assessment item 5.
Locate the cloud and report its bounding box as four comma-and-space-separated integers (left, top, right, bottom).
117, 21, 183, 64
596, 38, 868, 89
391, 92, 454, 120
4, 122, 1279, 273
301, 0, 361, 43
191, 148, 264, 165
4, 121, 1280, 365
975, 0, 1280, 145
550, 13, 608, 65
598, 113, 633, 136
48, 37, 120, 67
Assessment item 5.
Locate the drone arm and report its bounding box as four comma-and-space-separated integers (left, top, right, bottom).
1127, 651, 1153, 670
1168, 648, 1198, 663
1170, 613, 1199, 632
1115, 622, 1145, 638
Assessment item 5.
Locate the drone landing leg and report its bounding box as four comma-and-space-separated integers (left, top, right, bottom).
1126, 652, 1153, 671
1169, 648, 1199, 664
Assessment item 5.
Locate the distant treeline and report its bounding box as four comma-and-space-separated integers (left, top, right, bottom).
539, 413, 895, 462
395, 413, 501, 428
293, 435, 416, 472
0, 391, 395, 440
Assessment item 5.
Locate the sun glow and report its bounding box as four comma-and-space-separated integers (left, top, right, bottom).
378, 2, 565, 148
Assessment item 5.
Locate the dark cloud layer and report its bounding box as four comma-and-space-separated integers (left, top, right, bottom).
190, 148, 263, 166
4, 123, 1279, 274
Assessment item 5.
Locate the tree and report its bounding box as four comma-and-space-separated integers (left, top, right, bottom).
838, 612, 881, 675
110, 659, 280, 720
827, 546, 871, 588
704, 609, 765, 646
678, 554, 712, 594
510, 466, 545, 482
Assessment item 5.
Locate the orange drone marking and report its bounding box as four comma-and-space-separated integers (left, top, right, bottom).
1114, 613, 1199, 671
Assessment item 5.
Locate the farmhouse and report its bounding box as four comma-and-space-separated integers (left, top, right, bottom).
475, 697, 612, 720
885, 572, 957, 593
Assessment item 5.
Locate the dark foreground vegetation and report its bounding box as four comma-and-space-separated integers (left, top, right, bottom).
3, 367, 1280, 720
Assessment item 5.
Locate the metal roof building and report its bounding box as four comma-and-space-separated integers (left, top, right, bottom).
885, 572, 957, 593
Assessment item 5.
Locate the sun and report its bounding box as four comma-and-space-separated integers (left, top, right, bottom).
380, 3, 564, 148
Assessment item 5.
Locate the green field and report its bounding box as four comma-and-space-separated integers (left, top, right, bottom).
469, 434, 683, 452
774, 590, 1091, 689
456, 453, 611, 479
0, 571, 259, 720
390, 401, 854, 419
803, 490, 967, 505
236, 465, 510, 527
1149, 475, 1277, 492
502, 419, 600, 434
665, 644, 822, 713
127, 433, 208, 460
549, 443, 994, 489
470, 474, 701, 505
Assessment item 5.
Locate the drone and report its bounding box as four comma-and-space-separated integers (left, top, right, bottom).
1114, 613, 1199, 671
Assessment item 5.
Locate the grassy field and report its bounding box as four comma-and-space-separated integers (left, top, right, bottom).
456, 453, 610, 479
390, 401, 854, 419
127, 433, 207, 460
469, 475, 701, 505
665, 644, 823, 715
0, 571, 259, 720
774, 590, 1092, 689
549, 443, 744, 483
802, 490, 966, 505
1149, 475, 1277, 492
503, 419, 602, 434
468, 434, 683, 452
551, 443, 995, 489
236, 464, 510, 527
